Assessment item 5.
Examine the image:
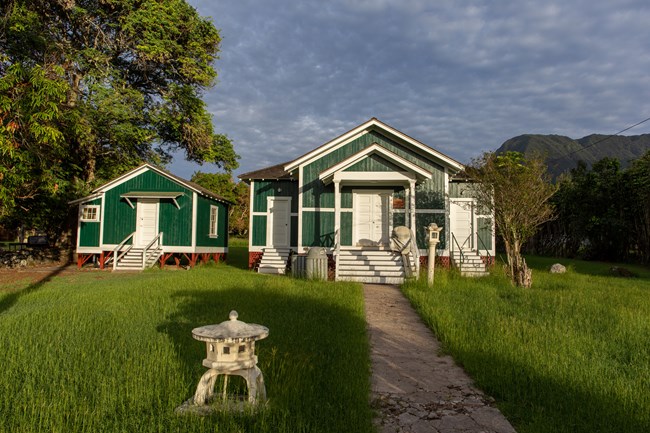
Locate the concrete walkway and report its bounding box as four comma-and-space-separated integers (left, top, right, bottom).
364, 284, 516, 433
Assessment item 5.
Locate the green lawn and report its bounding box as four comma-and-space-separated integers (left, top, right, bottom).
0, 262, 372, 433
402, 256, 650, 433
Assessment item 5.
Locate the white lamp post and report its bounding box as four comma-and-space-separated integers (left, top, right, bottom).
425, 223, 442, 286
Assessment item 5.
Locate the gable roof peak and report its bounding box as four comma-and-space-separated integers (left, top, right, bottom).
284, 118, 464, 172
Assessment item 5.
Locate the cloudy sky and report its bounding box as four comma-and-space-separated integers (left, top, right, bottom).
170, 0, 650, 179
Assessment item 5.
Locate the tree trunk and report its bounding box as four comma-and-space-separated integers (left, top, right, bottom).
504, 238, 533, 288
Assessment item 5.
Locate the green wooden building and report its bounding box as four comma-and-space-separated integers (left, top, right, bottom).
71, 163, 231, 270
239, 118, 495, 283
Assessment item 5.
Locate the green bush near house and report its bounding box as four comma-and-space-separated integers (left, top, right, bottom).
0, 265, 372, 433
402, 256, 650, 433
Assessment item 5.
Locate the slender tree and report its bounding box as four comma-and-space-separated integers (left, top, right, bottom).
467, 151, 556, 287
0, 0, 237, 237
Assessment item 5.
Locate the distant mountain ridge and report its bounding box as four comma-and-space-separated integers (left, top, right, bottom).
496, 133, 650, 177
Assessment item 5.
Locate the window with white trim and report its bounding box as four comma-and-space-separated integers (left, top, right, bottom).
80, 205, 100, 222
209, 205, 218, 237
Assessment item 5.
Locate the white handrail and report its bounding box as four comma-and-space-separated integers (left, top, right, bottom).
142, 232, 163, 269
334, 227, 340, 280
410, 228, 420, 277
113, 232, 136, 270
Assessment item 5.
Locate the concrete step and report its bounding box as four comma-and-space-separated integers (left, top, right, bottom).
258, 266, 286, 275
339, 250, 396, 254
338, 275, 405, 284
339, 271, 405, 278
257, 248, 290, 275
339, 264, 405, 272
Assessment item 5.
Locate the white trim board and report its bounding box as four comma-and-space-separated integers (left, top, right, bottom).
319, 143, 432, 184
285, 118, 464, 173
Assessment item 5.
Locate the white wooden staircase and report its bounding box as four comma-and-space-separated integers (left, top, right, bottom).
451, 249, 489, 277
336, 248, 407, 284
257, 247, 291, 275
111, 232, 163, 271
114, 247, 162, 270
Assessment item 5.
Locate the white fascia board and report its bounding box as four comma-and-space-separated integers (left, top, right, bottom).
332, 171, 416, 185
284, 119, 376, 172
90, 164, 152, 193
370, 119, 465, 171
319, 143, 432, 184
89, 163, 224, 203
285, 118, 465, 174
76, 247, 103, 254
68, 192, 103, 205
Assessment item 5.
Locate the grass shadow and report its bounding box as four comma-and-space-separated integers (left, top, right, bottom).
0, 265, 71, 315
156, 275, 373, 432
459, 349, 650, 433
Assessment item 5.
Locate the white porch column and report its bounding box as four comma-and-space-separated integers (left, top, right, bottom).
334, 180, 341, 280
409, 180, 416, 233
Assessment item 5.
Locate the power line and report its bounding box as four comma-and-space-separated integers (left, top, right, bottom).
547, 116, 650, 162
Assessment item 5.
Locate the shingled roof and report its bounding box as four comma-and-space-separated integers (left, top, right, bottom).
238, 161, 296, 181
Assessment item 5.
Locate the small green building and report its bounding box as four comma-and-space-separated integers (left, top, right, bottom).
239, 118, 495, 283
71, 163, 231, 270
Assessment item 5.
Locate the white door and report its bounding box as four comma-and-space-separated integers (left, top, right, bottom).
136, 199, 159, 247
354, 191, 391, 246
268, 197, 290, 247
450, 199, 474, 250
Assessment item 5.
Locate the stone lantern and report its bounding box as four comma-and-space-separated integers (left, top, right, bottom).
425, 223, 443, 285
190, 310, 269, 406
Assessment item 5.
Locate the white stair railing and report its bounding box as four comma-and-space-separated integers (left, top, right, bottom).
113, 232, 136, 270
142, 232, 163, 269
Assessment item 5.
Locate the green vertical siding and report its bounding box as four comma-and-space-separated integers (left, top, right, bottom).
103, 170, 192, 245
158, 196, 192, 246
251, 179, 298, 247
477, 217, 493, 250
302, 211, 335, 247
340, 212, 352, 246
196, 196, 228, 247
79, 222, 100, 247
252, 215, 267, 246
252, 180, 298, 213
343, 154, 402, 172
415, 213, 446, 250
302, 130, 445, 209
415, 170, 445, 209
449, 182, 476, 199
78, 199, 101, 247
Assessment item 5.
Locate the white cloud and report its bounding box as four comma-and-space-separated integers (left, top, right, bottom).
169, 0, 650, 179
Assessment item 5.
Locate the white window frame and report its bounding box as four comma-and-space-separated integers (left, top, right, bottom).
209, 205, 218, 238
80, 205, 100, 222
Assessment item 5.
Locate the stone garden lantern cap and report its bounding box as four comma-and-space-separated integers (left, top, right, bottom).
192, 310, 269, 343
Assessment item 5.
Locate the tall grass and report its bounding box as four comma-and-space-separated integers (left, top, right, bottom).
402, 256, 650, 433
0, 264, 373, 433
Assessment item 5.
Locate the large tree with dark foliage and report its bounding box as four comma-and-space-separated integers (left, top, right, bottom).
0, 0, 237, 239
531, 151, 650, 264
